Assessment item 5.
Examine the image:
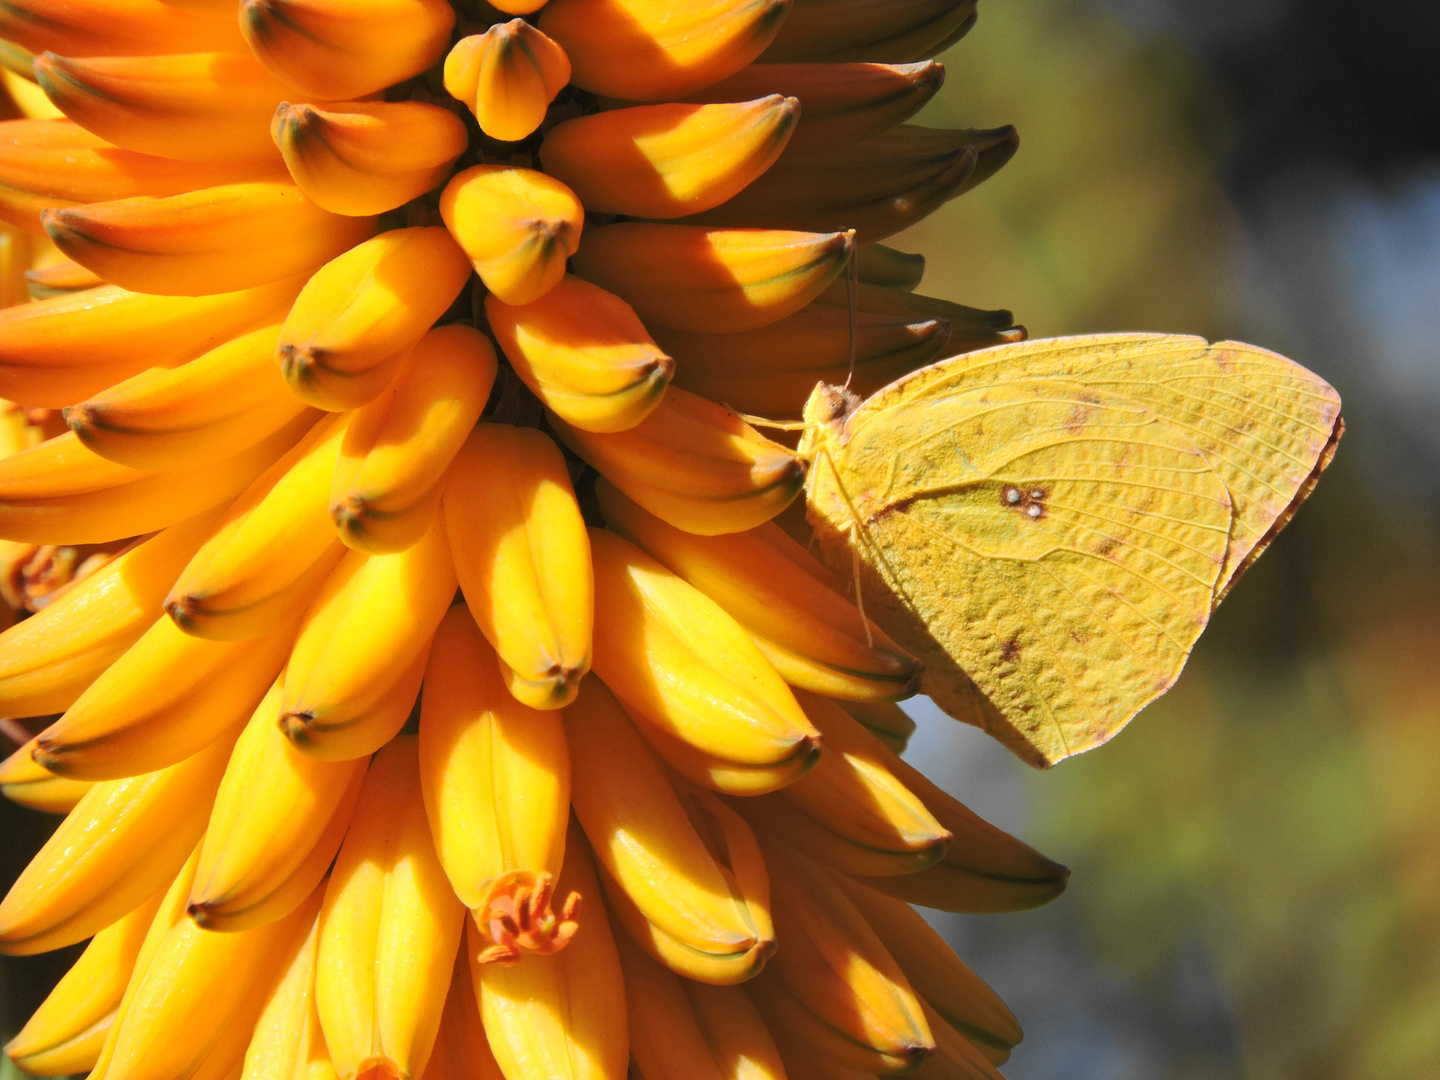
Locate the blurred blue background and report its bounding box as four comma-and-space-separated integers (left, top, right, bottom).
898, 1, 1440, 1077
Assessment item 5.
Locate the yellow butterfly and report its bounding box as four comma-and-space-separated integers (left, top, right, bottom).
799, 333, 1342, 767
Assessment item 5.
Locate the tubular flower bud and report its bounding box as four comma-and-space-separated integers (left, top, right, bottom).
808, 277, 1023, 351
584, 528, 821, 784
238, 893, 333, 1080
734, 689, 951, 877
0, 0, 243, 58
240, 0, 456, 101
552, 386, 807, 535
848, 732, 1073, 913
762, 0, 978, 64
571, 223, 853, 333
0, 5, 1194, 1080
685, 125, 1017, 242
32, 607, 298, 779
65, 323, 318, 472
837, 699, 918, 753
854, 241, 926, 289
617, 932, 787, 1080
87, 853, 321, 1080
271, 101, 469, 217
41, 182, 376, 297
279, 520, 455, 761
539, 97, 798, 218
444, 22, 572, 143
3, 890, 163, 1075
749, 839, 934, 1073
419, 609, 573, 922
540, 0, 791, 101
0, 733, 235, 955
440, 165, 583, 306
0, 740, 93, 813
442, 424, 594, 710
597, 481, 921, 701
164, 412, 348, 642
34, 51, 301, 165
684, 60, 946, 150
656, 288, 1020, 417
0, 512, 217, 718
565, 676, 777, 982
276, 226, 473, 410
486, 274, 673, 433
188, 677, 367, 932
0, 276, 305, 409
330, 324, 496, 554
660, 309, 948, 414
23, 257, 103, 298
0, 418, 311, 545
0, 118, 281, 235
315, 737, 465, 1080
836, 877, 1022, 1063
421, 950, 501, 1080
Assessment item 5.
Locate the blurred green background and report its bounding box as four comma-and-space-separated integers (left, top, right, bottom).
896, 0, 1440, 1077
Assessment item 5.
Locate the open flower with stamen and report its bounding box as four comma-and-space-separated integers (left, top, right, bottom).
5, 3, 1335, 1080
473, 870, 582, 966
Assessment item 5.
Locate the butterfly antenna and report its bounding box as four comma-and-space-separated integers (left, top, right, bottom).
842, 230, 858, 393
0, 716, 31, 748
737, 413, 811, 432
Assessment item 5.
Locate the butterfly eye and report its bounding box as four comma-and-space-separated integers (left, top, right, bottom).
1003, 486, 1023, 505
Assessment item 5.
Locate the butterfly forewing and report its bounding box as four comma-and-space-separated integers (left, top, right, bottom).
802, 333, 1341, 767
896, 333, 1343, 600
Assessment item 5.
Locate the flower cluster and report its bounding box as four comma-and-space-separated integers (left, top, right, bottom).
0, 3, 1066, 1080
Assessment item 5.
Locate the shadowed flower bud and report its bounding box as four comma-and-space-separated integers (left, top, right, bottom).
271, 101, 469, 217
241, 0, 455, 100
440, 164, 583, 305
444, 21, 571, 143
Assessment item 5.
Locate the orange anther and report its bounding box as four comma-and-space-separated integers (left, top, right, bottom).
473, 870, 582, 965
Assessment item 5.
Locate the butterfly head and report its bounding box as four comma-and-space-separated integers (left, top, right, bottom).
796, 382, 864, 536
797, 382, 861, 465
802, 382, 861, 426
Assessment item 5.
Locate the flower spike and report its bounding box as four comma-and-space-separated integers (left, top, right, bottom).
0, 4, 1249, 1080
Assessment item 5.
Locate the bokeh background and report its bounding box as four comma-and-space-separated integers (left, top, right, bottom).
4, 2, 1439, 1078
